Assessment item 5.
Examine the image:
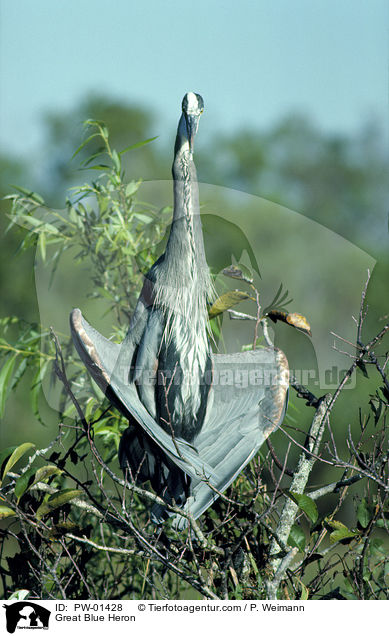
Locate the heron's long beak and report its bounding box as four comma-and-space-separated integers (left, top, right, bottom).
185, 113, 200, 154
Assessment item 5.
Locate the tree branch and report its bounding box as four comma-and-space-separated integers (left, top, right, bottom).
265, 394, 332, 599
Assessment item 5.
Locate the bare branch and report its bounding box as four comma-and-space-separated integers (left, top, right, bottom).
265, 394, 332, 599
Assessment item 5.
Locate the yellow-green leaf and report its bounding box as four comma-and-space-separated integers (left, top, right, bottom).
15, 464, 63, 502
0, 446, 17, 479
48, 520, 80, 538
208, 290, 251, 319
38, 232, 46, 261
0, 506, 16, 519
326, 518, 359, 543
0, 442, 35, 486
36, 489, 80, 520
296, 576, 309, 600
8, 590, 30, 600
35, 465, 63, 483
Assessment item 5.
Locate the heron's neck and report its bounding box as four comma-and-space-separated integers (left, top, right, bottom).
167, 115, 207, 272
173, 113, 191, 159
151, 116, 214, 328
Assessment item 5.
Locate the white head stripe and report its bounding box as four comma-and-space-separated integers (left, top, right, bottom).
186, 92, 198, 110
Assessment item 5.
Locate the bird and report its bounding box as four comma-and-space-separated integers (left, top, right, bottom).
70, 92, 289, 530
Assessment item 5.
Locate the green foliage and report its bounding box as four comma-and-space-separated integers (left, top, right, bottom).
0, 442, 35, 486
288, 524, 306, 552
288, 492, 318, 524
0, 317, 54, 421
6, 121, 167, 326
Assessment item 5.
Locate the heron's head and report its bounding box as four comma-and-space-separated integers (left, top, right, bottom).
182, 92, 204, 153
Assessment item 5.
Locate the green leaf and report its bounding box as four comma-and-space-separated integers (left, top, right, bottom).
0, 354, 18, 416
38, 232, 46, 261
301, 584, 309, 600
341, 577, 358, 599
71, 132, 101, 159
357, 499, 373, 529
133, 212, 153, 224
35, 465, 63, 483
14, 464, 63, 501
369, 395, 383, 425
62, 402, 76, 418
0, 506, 17, 519
0, 446, 17, 479
295, 576, 309, 600
326, 519, 359, 544
11, 185, 44, 204
31, 359, 50, 419
0, 442, 35, 485
287, 524, 306, 552
84, 164, 110, 171
112, 149, 121, 173
125, 180, 141, 197
8, 590, 30, 600
14, 466, 37, 501
36, 488, 80, 519
12, 213, 59, 235
208, 290, 252, 319
369, 537, 385, 557
288, 491, 319, 524
10, 358, 27, 391
83, 118, 105, 128
241, 338, 264, 351
119, 136, 158, 155
80, 147, 107, 168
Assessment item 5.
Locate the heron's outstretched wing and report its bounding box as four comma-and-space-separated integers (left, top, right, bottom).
70, 310, 288, 527
70, 308, 215, 479
168, 348, 289, 530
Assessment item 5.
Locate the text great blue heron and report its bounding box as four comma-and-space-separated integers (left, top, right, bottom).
70, 92, 289, 529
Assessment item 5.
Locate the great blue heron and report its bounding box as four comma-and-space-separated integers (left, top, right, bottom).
70, 92, 289, 529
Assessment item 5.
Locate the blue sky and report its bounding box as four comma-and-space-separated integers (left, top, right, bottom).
0, 0, 388, 158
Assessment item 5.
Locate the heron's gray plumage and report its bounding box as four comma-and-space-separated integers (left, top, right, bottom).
70, 92, 289, 528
